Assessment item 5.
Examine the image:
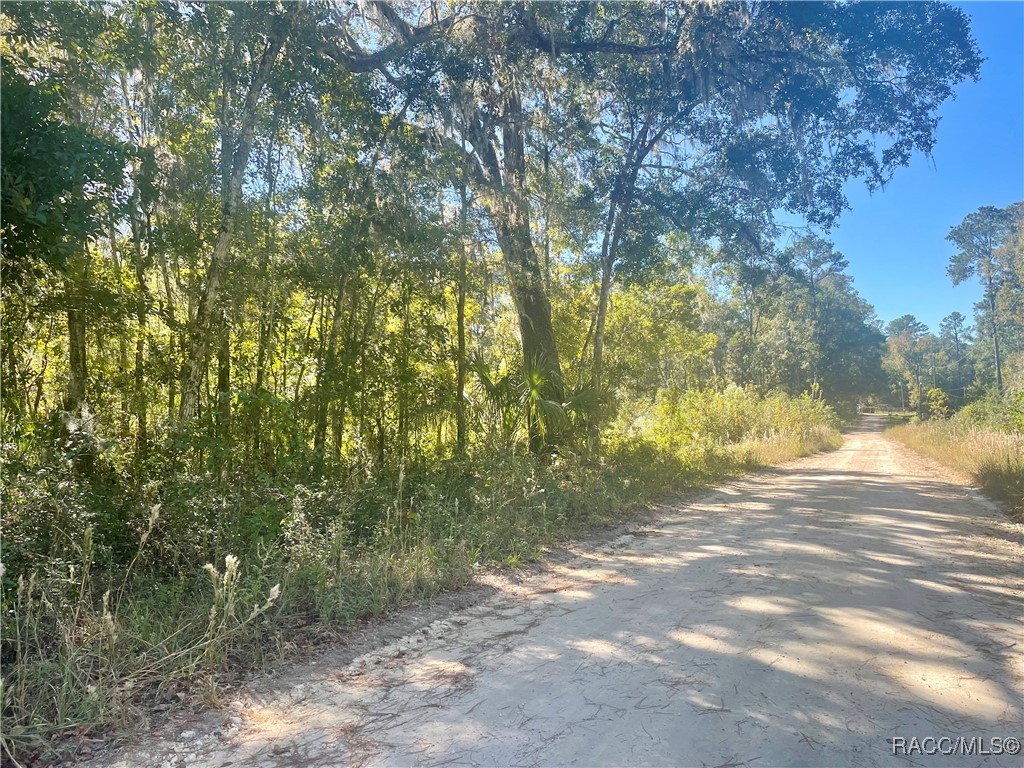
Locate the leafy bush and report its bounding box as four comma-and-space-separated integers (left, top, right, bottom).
954, 389, 1024, 433
618, 385, 839, 460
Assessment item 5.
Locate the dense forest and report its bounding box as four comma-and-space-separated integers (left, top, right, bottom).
1, 1, 1020, 761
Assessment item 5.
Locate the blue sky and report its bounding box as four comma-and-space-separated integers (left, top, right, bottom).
817, 1, 1024, 334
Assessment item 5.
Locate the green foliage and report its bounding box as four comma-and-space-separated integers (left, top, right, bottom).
947, 205, 1015, 287
954, 389, 1024, 433
945, 202, 1024, 393
0, 60, 124, 284
615, 386, 840, 473
927, 388, 951, 419
605, 279, 716, 399
703, 238, 886, 407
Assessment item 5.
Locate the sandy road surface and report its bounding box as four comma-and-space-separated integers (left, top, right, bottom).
99, 417, 1023, 767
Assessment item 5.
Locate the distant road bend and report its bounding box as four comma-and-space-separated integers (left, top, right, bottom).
103, 416, 1023, 768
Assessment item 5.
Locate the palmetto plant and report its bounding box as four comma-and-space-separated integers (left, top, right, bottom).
470, 355, 525, 447
472, 355, 601, 452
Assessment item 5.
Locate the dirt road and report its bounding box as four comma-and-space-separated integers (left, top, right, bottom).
101, 417, 1023, 767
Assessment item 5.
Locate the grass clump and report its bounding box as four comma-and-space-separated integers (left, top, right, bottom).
887, 405, 1024, 519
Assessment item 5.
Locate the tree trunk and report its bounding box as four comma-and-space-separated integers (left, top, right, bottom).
179, 233, 229, 420
586, 126, 649, 454
251, 280, 279, 464
119, 71, 152, 459
314, 276, 348, 456
165, 331, 176, 420
252, 127, 279, 461
588, 171, 640, 453
118, 330, 131, 436
133, 301, 148, 454
217, 310, 232, 479
466, 83, 562, 452
455, 218, 468, 457
988, 281, 1003, 393
375, 406, 386, 472
62, 258, 96, 471
65, 279, 87, 415
332, 286, 362, 460
252, 311, 269, 456
128, 196, 150, 458
489, 203, 563, 452
589, 258, 614, 452
588, 199, 620, 455
397, 280, 413, 459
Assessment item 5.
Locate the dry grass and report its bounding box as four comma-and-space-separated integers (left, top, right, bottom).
887, 422, 1024, 519
733, 425, 842, 466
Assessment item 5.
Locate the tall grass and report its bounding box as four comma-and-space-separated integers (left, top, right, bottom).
733, 424, 842, 466
887, 421, 1024, 519
1, 388, 840, 764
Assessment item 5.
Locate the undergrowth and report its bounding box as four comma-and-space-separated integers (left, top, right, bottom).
1, 388, 839, 765
887, 420, 1024, 519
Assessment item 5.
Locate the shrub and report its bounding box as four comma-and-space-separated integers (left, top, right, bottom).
954, 389, 1024, 433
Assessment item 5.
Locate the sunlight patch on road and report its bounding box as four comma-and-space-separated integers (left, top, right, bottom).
908, 577, 967, 595
696, 544, 749, 556
568, 637, 625, 659
948, 572, 1021, 598
725, 595, 806, 615
742, 647, 826, 679
769, 540, 843, 558
856, 550, 924, 567
879, 658, 1016, 719
667, 628, 744, 655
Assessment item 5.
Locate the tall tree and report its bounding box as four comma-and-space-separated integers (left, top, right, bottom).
885, 315, 932, 416
313, 0, 980, 449
178, 2, 304, 421
939, 311, 973, 401
947, 204, 1015, 393
1, 11, 124, 421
